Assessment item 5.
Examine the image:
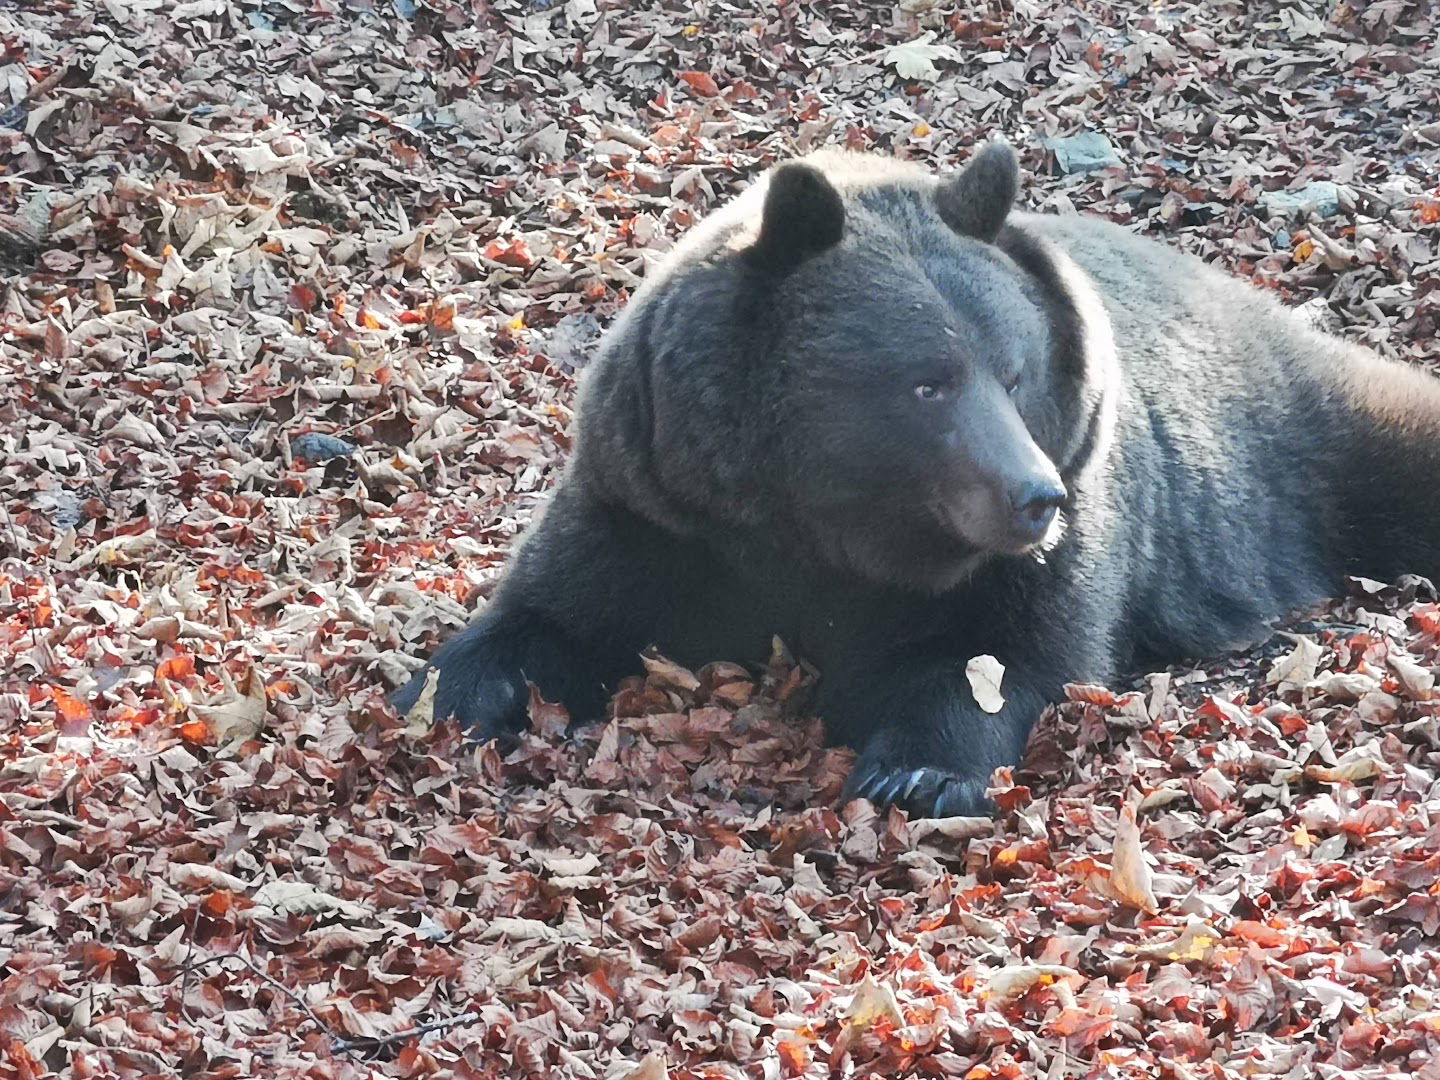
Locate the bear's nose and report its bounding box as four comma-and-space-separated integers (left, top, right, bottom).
1008, 479, 1066, 541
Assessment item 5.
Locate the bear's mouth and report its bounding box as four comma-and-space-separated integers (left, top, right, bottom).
931, 497, 1055, 556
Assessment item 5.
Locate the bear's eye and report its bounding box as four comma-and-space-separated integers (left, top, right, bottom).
914, 382, 944, 401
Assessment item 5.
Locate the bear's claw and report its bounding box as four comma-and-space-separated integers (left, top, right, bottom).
842, 756, 993, 819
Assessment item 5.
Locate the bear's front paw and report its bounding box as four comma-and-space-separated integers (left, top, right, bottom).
390, 649, 529, 742
389, 618, 546, 741
843, 741, 994, 818
390, 609, 610, 742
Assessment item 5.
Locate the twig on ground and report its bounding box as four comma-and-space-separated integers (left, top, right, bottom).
178, 951, 484, 1055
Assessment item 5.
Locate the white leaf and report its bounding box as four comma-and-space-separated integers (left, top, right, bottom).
620, 1054, 669, 1080
881, 33, 958, 82
966, 654, 1006, 714
1268, 636, 1323, 691
1388, 653, 1435, 698
252, 880, 371, 921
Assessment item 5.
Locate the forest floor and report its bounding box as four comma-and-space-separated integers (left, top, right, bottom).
2, 1, 1440, 1077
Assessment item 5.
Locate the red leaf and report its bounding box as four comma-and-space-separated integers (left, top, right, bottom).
679, 70, 720, 97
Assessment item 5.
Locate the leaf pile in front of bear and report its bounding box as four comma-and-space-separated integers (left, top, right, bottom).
2, 1, 1439, 1078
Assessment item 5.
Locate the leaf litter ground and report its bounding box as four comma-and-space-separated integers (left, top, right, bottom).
1, 1, 1439, 1077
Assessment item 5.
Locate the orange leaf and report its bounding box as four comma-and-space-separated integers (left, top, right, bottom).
1232, 920, 1286, 948
158, 654, 196, 680
776, 1040, 810, 1075
679, 70, 720, 97
1065, 683, 1117, 706
51, 687, 91, 723
179, 720, 210, 745
202, 890, 233, 917
483, 237, 535, 269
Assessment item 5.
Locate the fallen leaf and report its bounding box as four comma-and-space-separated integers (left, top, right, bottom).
988, 964, 1081, 1002
966, 654, 1006, 714
620, 1053, 669, 1080
844, 975, 905, 1028
880, 32, 959, 82
1268, 636, 1323, 690
1109, 802, 1159, 913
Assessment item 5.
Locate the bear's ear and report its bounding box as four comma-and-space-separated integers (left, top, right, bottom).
743, 162, 845, 275
936, 141, 1020, 243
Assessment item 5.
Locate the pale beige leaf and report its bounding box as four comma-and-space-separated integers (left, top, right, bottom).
1268, 635, 1323, 690
987, 964, 1080, 1002
402, 668, 439, 736
1304, 742, 1387, 783
965, 654, 1006, 714
844, 974, 905, 1028
1109, 802, 1159, 913
620, 1054, 669, 1080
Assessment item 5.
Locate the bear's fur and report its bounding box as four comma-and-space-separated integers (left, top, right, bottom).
393, 144, 1440, 816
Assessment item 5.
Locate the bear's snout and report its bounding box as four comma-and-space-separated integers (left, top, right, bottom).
1008, 477, 1067, 544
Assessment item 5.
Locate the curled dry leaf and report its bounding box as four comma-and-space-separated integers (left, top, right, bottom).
401, 668, 439, 736
987, 964, 1081, 1003
641, 651, 701, 695
191, 664, 267, 745
65, 530, 161, 569
1109, 802, 1159, 914
1309, 671, 1382, 701
1132, 916, 1219, 963
1268, 635, 1323, 690
252, 881, 371, 922
1304, 741, 1388, 783
1388, 653, 1436, 698
907, 815, 994, 846
843, 974, 906, 1029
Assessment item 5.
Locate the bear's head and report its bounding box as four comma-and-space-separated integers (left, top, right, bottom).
574, 143, 1111, 592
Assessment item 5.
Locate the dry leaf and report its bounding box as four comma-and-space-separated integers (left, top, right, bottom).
881, 33, 959, 81
1304, 742, 1387, 784
192, 664, 267, 745
965, 654, 1006, 713
844, 975, 906, 1028
401, 668, 439, 736
1109, 802, 1159, 914
988, 964, 1080, 1002
620, 1053, 669, 1080
1268, 636, 1323, 690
